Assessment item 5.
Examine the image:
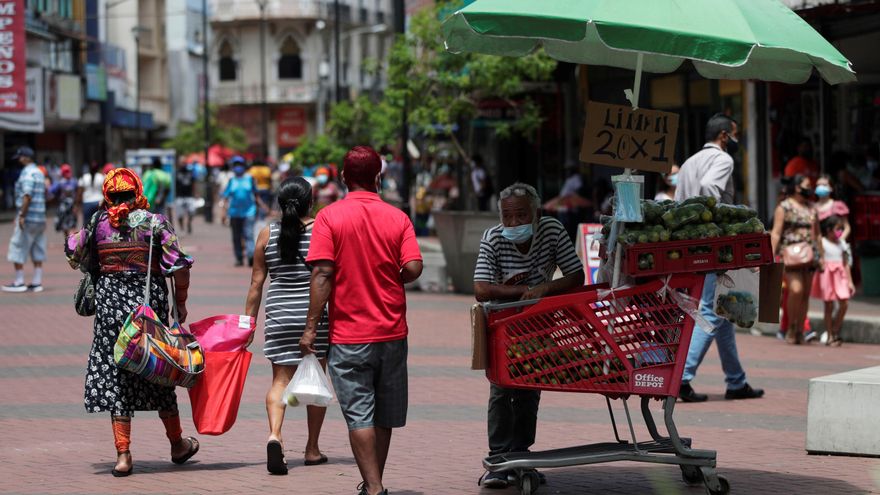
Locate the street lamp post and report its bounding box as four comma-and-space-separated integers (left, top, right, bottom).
132, 26, 143, 148
257, 0, 269, 160
200, 0, 213, 222
334, 0, 340, 103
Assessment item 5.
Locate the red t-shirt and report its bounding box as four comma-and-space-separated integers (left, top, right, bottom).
306, 191, 422, 344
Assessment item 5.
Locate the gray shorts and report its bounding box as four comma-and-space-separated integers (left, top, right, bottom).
7, 221, 47, 264
328, 339, 408, 431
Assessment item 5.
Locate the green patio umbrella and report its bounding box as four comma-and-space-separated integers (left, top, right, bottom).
443, 0, 856, 87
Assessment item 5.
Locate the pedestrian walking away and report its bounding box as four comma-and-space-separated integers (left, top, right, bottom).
142, 158, 171, 215
771, 174, 823, 345
78, 163, 107, 227
65, 167, 197, 477
245, 177, 330, 475
50, 164, 79, 238
301, 145, 423, 495
675, 113, 764, 403
810, 215, 853, 347
473, 182, 585, 489
174, 161, 198, 234
3, 146, 47, 293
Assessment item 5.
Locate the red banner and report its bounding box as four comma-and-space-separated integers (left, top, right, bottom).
276, 107, 307, 147
0, 0, 26, 112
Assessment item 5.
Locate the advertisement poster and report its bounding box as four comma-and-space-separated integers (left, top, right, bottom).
0, 0, 26, 111
276, 107, 307, 148
575, 223, 603, 285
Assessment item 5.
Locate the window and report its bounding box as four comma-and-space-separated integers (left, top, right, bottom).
218, 40, 236, 81
277, 37, 302, 80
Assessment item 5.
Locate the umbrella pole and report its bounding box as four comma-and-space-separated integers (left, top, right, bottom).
624, 53, 645, 110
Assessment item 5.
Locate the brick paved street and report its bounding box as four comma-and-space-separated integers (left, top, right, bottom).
1, 216, 879, 494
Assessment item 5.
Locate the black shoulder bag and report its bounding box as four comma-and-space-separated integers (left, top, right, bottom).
74, 212, 102, 317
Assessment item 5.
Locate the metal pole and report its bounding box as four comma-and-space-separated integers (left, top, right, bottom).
334, 0, 340, 103
135, 31, 141, 148
394, 0, 410, 216
202, 0, 213, 222
259, 1, 268, 159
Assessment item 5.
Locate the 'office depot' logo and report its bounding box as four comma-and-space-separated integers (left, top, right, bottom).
634, 372, 665, 389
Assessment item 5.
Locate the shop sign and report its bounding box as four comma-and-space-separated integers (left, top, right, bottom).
0, 67, 42, 132
580, 101, 679, 173
276, 107, 307, 147
0, 0, 26, 111
85, 63, 107, 102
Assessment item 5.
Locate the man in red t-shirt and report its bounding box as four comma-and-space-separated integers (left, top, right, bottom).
784, 138, 819, 185
301, 145, 423, 495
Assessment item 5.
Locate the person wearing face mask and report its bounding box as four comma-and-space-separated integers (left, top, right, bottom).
654, 164, 680, 201
770, 174, 823, 345
675, 114, 764, 403
473, 183, 585, 489
300, 146, 423, 495
222, 156, 268, 267
784, 137, 819, 186
810, 215, 854, 347
312, 166, 342, 211
814, 175, 851, 240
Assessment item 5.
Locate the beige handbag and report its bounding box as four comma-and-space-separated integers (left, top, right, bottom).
782, 242, 814, 269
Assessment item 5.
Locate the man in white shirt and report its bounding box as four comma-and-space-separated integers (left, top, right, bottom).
675, 113, 764, 403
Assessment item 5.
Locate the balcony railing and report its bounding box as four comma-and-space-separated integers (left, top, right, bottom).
211, 0, 323, 22
213, 81, 320, 105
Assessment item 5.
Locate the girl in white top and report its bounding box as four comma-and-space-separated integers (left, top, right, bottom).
810, 214, 854, 347
78, 164, 107, 225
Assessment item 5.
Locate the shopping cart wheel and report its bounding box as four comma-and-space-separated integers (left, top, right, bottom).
518, 471, 540, 495
704, 475, 730, 495
680, 465, 703, 485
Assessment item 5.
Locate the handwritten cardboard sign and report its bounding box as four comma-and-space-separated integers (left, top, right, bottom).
580, 101, 680, 173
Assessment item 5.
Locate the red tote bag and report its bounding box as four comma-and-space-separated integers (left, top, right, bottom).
188, 350, 252, 435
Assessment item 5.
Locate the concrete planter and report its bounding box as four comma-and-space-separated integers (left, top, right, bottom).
432, 211, 500, 294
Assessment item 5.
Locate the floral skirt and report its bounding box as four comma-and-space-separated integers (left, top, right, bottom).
84, 272, 178, 417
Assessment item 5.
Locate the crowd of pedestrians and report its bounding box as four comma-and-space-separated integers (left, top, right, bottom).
0, 127, 867, 493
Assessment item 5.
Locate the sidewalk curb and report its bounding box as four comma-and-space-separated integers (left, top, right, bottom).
743, 314, 880, 345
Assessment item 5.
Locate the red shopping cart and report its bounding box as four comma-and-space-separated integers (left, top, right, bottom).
482, 274, 729, 495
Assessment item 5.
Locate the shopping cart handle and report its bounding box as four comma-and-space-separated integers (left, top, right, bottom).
483, 298, 542, 313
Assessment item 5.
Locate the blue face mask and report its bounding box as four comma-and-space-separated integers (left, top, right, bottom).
501, 223, 534, 244
668, 173, 679, 186
815, 184, 832, 198
317, 175, 329, 185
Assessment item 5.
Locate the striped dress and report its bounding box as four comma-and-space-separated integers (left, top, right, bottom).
263, 222, 329, 364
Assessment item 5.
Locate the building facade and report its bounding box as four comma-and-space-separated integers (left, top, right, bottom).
210, 0, 393, 160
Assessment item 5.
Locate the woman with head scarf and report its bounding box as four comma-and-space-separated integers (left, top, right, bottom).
65, 168, 198, 476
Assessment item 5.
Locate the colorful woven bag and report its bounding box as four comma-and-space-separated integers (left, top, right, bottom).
113, 220, 204, 388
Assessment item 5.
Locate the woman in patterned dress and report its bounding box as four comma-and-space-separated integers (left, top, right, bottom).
66, 168, 198, 476
245, 177, 330, 475
770, 174, 823, 345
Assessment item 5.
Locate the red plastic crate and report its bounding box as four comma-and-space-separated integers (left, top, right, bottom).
485, 274, 705, 399
622, 233, 772, 277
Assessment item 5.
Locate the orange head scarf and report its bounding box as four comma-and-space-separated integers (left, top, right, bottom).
103, 168, 150, 228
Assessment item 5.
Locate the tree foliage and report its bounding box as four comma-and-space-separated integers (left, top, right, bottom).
289, 135, 347, 168
162, 105, 248, 155
383, 0, 557, 159
328, 95, 399, 151
320, 0, 557, 161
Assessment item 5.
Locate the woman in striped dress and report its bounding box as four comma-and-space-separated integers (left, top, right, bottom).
246, 177, 329, 475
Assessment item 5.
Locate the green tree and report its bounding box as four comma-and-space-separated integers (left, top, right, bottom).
383, 0, 557, 160
290, 135, 347, 168
162, 105, 249, 155
328, 95, 399, 151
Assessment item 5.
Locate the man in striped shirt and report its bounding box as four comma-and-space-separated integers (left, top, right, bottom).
3, 147, 47, 293
474, 182, 584, 488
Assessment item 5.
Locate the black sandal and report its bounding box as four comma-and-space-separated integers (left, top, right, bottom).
267, 440, 288, 475
171, 437, 199, 465
111, 451, 133, 477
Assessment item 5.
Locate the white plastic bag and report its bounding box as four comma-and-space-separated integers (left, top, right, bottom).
714, 268, 760, 329
282, 354, 334, 407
